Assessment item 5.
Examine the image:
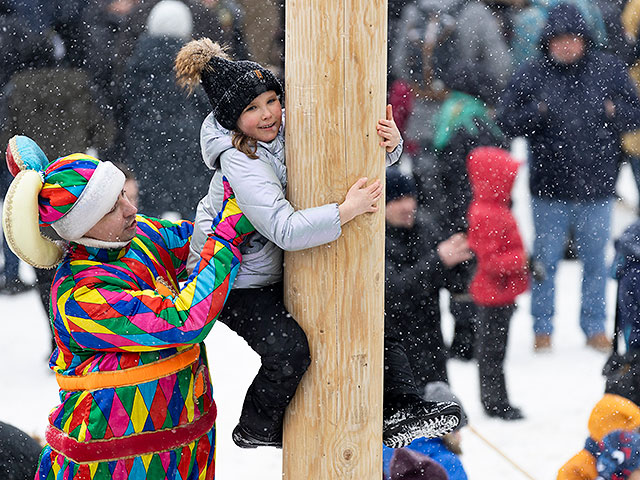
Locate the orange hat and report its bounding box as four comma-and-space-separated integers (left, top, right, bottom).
588, 394, 640, 442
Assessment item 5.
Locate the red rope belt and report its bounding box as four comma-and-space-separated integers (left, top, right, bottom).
45, 404, 216, 464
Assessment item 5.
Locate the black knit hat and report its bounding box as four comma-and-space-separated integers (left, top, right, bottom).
386, 167, 417, 204
200, 57, 283, 130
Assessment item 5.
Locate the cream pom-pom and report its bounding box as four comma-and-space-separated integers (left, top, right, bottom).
3, 170, 64, 268
175, 38, 230, 94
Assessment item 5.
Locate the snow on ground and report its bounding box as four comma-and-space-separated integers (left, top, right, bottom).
0, 162, 638, 479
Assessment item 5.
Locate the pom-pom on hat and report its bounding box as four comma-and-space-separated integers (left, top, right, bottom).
5, 135, 49, 176
596, 430, 640, 480
175, 38, 282, 130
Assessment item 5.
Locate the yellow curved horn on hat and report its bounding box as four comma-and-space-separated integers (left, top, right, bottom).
2, 170, 64, 268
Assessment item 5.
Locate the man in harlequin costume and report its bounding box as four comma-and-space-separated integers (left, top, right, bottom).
2, 135, 253, 479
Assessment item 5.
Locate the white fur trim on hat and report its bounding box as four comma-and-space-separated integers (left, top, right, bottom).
147, 0, 193, 39
52, 161, 126, 241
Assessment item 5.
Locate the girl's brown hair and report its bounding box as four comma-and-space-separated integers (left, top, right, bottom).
232, 131, 259, 159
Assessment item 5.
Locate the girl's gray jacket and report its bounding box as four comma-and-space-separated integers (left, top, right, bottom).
187, 112, 403, 289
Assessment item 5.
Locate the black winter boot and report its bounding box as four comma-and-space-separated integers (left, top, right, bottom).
480, 373, 524, 421
232, 423, 282, 449
449, 298, 476, 361
484, 403, 524, 421
383, 394, 461, 448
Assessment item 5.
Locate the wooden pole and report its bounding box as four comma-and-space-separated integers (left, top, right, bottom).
283, 1, 388, 479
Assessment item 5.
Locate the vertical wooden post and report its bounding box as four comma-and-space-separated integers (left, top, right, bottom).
283, 1, 387, 478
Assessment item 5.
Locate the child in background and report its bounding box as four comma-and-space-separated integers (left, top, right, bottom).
175, 38, 461, 449
558, 393, 640, 480
467, 146, 529, 420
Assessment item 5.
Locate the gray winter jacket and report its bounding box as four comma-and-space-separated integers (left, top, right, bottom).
188, 112, 403, 288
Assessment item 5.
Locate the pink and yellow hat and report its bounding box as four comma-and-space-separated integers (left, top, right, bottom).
3, 136, 125, 267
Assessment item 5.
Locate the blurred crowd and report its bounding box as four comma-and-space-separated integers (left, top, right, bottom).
3, 0, 640, 479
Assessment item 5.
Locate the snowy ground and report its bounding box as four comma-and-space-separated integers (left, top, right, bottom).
1, 161, 638, 479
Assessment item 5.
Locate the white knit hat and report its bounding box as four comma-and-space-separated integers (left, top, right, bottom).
147, 0, 193, 39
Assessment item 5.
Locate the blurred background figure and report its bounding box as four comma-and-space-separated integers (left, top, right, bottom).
499, 3, 640, 353
0, 421, 42, 480
385, 168, 473, 391
189, 0, 248, 59
558, 394, 640, 480
122, 0, 210, 220
0, 8, 114, 297
389, 0, 513, 363
467, 147, 529, 420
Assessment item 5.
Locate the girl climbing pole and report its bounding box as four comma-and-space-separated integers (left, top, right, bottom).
175, 38, 461, 449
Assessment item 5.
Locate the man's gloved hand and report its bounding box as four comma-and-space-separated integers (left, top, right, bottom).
211, 177, 255, 247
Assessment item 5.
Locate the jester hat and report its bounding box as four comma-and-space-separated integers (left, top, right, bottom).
3, 136, 125, 268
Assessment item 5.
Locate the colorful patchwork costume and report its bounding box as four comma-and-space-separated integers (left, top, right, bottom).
2, 138, 251, 479
39, 198, 249, 479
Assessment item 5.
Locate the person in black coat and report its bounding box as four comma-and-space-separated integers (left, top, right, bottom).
189, 0, 248, 60
122, 0, 210, 219
385, 168, 473, 391
499, 3, 640, 351
0, 421, 42, 480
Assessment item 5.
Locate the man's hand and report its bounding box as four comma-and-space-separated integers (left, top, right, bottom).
437, 233, 473, 268
377, 104, 402, 153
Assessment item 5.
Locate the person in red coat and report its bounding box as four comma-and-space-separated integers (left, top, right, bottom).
467, 146, 529, 420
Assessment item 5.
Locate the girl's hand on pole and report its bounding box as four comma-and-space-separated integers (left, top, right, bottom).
377, 104, 402, 153
338, 177, 383, 225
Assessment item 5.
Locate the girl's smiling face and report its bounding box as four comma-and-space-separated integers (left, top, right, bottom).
236, 90, 282, 143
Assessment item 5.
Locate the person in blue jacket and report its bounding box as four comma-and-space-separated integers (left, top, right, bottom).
499, 2, 640, 353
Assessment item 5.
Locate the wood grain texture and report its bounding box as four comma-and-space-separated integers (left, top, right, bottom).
283, 1, 387, 478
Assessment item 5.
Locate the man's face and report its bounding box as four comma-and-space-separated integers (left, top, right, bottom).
124, 178, 139, 209
385, 196, 417, 229
549, 34, 585, 64
84, 190, 138, 243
